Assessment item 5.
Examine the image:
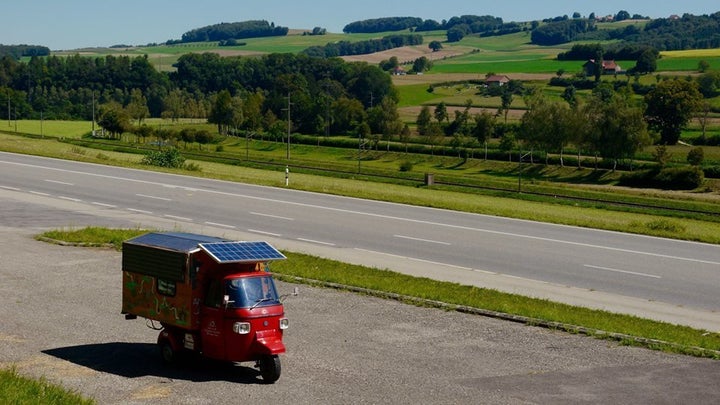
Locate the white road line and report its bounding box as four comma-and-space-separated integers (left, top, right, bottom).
0, 185, 21, 191
58, 196, 82, 202
164, 214, 193, 221
136, 193, 172, 201
127, 208, 153, 215
250, 212, 294, 221
394, 234, 450, 245
45, 179, 74, 186
2, 157, 716, 266
248, 229, 283, 237
205, 221, 236, 229
30, 191, 51, 196
298, 238, 336, 246
92, 202, 117, 208
584, 264, 662, 279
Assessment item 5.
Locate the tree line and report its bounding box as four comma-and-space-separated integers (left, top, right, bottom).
174, 20, 288, 44
532, 11, 720, 50
302, 34, 423, 58
0, 44, 50, 60
0, 51, 401, 138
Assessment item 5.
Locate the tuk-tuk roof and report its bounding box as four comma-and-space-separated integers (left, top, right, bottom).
125, 232, 229, 253
124, 232, 286, 263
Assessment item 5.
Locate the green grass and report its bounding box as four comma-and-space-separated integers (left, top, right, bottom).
37, 227, 720, 358
0, 367, 95, 405
37, 226, 150, 250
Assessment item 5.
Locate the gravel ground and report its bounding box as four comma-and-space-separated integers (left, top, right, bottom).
1, 196, 719, 404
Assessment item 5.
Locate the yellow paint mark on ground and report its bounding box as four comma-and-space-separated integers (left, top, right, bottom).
130, 384, 172, 400
0, 333, 26, 343
9, 355, 97, 378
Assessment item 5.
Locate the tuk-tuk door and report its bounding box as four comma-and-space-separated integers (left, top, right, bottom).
199, 277, 225, 359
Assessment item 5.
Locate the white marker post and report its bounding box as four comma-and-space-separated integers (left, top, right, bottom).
285, 165, 289, 187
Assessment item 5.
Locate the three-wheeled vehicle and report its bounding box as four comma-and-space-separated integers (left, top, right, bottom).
121, 232, 292, 383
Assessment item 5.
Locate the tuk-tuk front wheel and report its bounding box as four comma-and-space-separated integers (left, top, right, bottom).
258, 355, 281, 383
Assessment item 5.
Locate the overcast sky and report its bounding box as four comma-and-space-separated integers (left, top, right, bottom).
1, 0, 717, 50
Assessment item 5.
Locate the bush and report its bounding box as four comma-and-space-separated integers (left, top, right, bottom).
702, 166, 720, 179
619, 166, 704, 190
399, 160, 414, 172
686, 147, 704, 166
141, 148, 185, 168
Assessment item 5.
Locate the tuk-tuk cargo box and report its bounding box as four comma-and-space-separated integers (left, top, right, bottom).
121, 232, 285, 330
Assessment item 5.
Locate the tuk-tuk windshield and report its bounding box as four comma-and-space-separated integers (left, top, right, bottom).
226, 276, 280, 309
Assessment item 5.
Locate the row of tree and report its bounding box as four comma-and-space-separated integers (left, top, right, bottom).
302, 34, 423, 58
0, 44, 50, 60
414, 79, 702, 169
175, 20, 288, 43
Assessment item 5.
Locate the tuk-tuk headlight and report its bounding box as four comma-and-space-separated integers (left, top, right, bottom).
233, 322, 251, 334
279, 318, 289, 330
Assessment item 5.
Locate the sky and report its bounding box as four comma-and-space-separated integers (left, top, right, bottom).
1, 1, 718, 50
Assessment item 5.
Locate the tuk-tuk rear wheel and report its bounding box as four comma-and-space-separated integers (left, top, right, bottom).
160, 341, 176, 365
259, 355, 281, 383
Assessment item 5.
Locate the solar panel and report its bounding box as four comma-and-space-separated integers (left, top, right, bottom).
199, 241, 286, 263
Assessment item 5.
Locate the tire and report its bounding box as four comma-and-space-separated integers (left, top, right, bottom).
159, 341, 176, 365
259, 355, 281, 383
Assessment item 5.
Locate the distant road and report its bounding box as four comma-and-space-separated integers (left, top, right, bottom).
2, 151, 719, 330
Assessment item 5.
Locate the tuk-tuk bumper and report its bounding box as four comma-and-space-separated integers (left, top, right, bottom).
252, 329, 286, 355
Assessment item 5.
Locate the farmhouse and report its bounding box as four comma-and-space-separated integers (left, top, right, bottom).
485, 74, 510, 86
583, 59, 623, 76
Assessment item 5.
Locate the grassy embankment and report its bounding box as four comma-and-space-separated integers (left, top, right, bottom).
36, 226, 720, 359
0, 367, 94, 405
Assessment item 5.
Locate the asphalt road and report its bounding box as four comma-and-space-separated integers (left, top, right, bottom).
1, 152, 719, 331
1, 196, 719, 404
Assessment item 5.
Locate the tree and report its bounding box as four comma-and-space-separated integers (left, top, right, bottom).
208, 90, 233, 134
589, 92, 651, 170
687, 147, 704, 166
162, 89, 185, 122
498, 88, 514, 123
434, 102, 448, 123
429, 41, 443, 52
126, 88, 149, 125
412, 57, 432, 73
698, 60, 710, 73
472, 110, 496, 160
634, 48, 658, 74
416, 105, 432, 136
645, 79, 702, 145
97, 101, 130, 139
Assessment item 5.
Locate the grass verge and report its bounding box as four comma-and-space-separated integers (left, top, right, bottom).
0, 367, 94, 405
38, 227, 720, 358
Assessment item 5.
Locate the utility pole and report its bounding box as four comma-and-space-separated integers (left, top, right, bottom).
7, 89, 10, 127
282, 92, 292, 160
91, 91, 96, 136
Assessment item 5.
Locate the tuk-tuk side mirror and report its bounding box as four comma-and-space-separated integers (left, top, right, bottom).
281, 287, 299, 302
222, 295, 235, 308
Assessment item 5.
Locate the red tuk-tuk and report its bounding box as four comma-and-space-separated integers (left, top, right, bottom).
121, 232, 293, 383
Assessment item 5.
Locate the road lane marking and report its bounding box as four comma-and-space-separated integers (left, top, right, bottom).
584, 264, 661, 279
58, 196, 82, 202
45, 179, 74, 186
298, 238, 336, 246
136, 193, 172, 201
0, 185, 21, 191
394, 234, 450, 245
248, 229, 283, 237
205, 221, 236, 229
92, 202, 116, 208
164, 214, 193, 221
30, 191, 51, 196
127, 208, 153, 214
250, 212, 294, 221
3, 157, 717, 266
